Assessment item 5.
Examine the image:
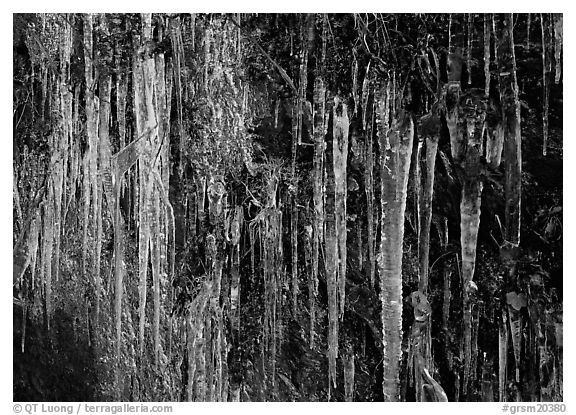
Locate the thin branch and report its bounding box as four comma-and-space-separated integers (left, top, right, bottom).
227, 15, 297, 94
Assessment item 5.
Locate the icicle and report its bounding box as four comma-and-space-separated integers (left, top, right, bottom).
414, 138, 422, 254
196, 176, 207, 233
540, 13, 550, 156
361, 62, 371, 130
82, 14, 97, 284
235, 13, 241, 59
215, 310, 225, 401
365, 94, 376, 289
324, 91, 338, 391
274, 99, 280, 129
93, 65, 112, 337
322, 14, 328, 64
417, 112, 440, 293
151, 192, 162, 365
291, 198, 298, 316
553, 14, 562, 84
391, 71, 397, 120
13, 178, 23, 232
311, 77, 325, 346
169, 17, 185, 175
344, 348, 355, 401
60, 67, 73, 225
117, 71, 128, 149
190, 13, 196, 51
356, 218, 363, 272
506, 293, 527, 384
205, 313, 214, 401
377, 79, 413, 402
53, 159, 66, 292
41, 66, 47, 121
527, 13, 531, 48
230, 226, 241, 332
204, 23, 212, 93
29, 211, 40, 291
196, 286, 210, 401
42, 186, 55, 330
484, 14, 491, 97
459, 121, 485, 397
497, 13, 523, 256
137, 194, 150, 357
448, 14, 453, 53
94, 181, 103, 335
221, 318, 230, 402
467, 13, 473, 85
499, 310, 509, 402
302, 224, 315, 347
439, 218, 451, 368
295, 24, 309, 146
133, 14, 158, 357
21, 303, 27, 353
352, 57, 359, 115
163, 58, 173, 190
332, 97, 349, 317
470, 303, 481, 394
114, 176, 124, 381
444, 55, 487, 395
152, 51, 171, 367
291, 104, 299, 179
69, 85, 81, 204
186, 312, 195, 401
249, 221, 256, 275
409, 291, 434, 402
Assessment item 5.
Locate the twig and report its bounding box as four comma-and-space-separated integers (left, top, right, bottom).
227, 15, 297, 94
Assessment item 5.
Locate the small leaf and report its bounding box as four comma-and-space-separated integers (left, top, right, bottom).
506, 291, 527, 310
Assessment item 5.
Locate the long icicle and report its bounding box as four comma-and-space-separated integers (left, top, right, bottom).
82, 13, 97, 290
291, 196, 298, 317
467, 13, 473, 85
152, 50, 170, 367
311, 76, 325, 347
94, 177, 103, 339
344, 347, 355, 401
484, 14, 491, 97
540, 13, 550, 156
439, 217, 452, 374
527, 13, 531, 49
553, 14, 562, 84
325, 91, 338, 395
499, 310, 509, 401
417, 114, 440, 294
114, 175, 124, 400
151, 190, 161, 365
363, 69, 376, 289
333, 97, 349, 318
113, 28, 127, 396
52, 88, 64, 287
497, 13, 524, 400
169, 17, 185, 176
43, 183, 55, 330
134, 13, 157, 357
295, 16, 309, 146
378, 79, 414, 401
95, 65, 112, 339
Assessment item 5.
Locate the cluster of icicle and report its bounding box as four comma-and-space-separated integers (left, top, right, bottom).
15, 14, 76, 341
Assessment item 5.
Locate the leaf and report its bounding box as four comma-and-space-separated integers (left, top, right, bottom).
506, 291, 527, 311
